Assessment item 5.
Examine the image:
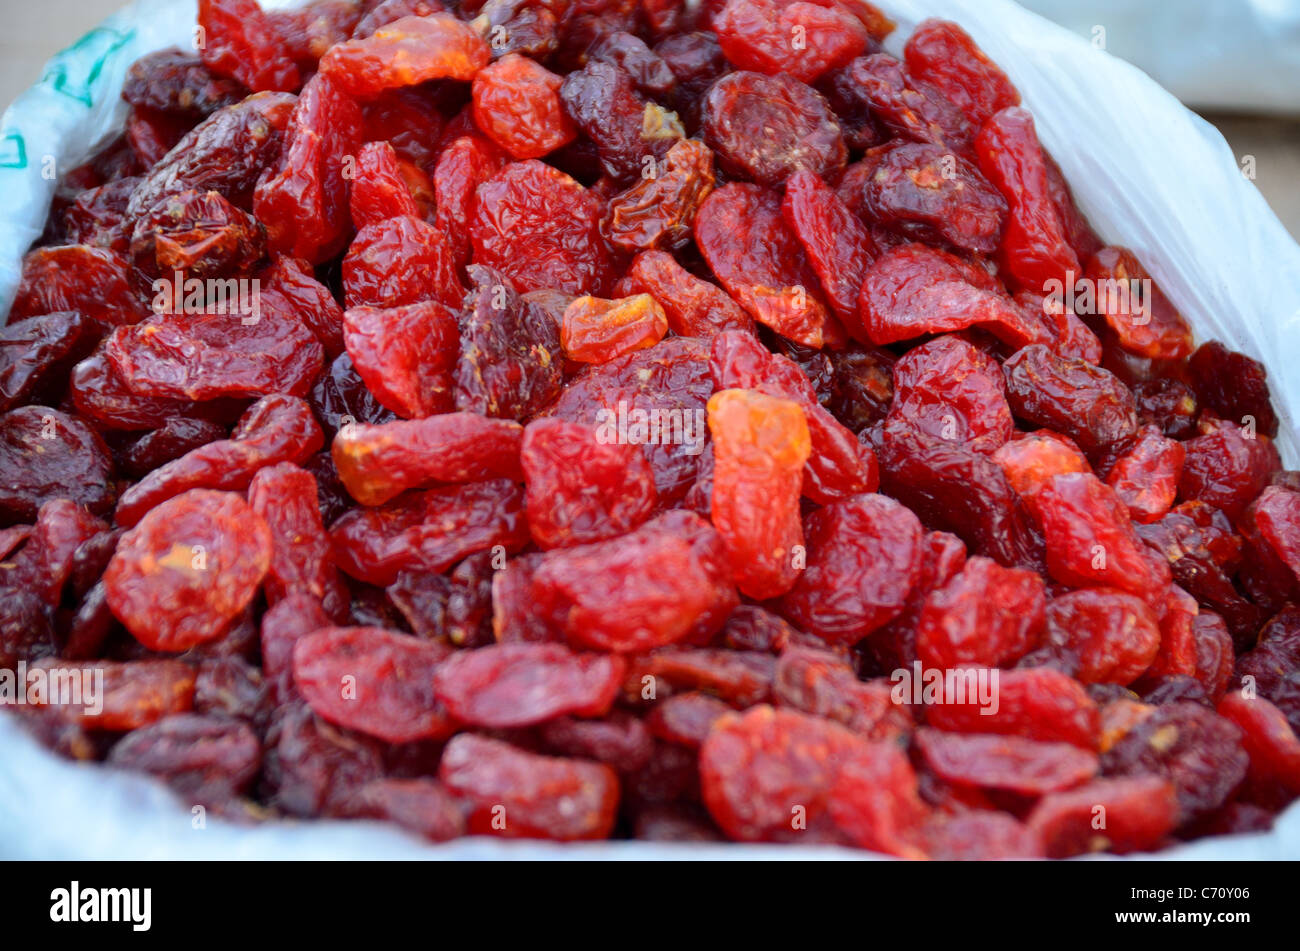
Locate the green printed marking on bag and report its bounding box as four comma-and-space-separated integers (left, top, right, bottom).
0, 132, 26, 169
41, 26, 136, 107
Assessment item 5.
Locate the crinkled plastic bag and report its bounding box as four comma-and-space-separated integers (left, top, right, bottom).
1, 0, 1299, 859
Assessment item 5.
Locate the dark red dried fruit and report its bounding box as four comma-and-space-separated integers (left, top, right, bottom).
0, 312, 101, 413
1027, 776, 1178, 857
605, 138, 715, 254
887, 334, 1013, 454
1002, 344, 1137, 453
0, 406, 115, 524
106, 713, 261, 803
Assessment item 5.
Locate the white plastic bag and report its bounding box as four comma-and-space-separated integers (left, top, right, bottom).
2, 0, 1299, 859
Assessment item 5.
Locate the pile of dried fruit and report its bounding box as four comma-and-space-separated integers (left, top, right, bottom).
2, 0, 1299, 858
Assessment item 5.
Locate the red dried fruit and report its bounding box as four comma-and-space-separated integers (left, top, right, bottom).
198, 0, 300, 93
1187, 340, 1277, 437
104, 490, 271, 651
433, 134, 506, 268
538, 711, 654, 772
470, 0, 558, 60
121, 48, 247, 119
5, 499, 105, 606
904, 19, 1019, 128
1002, 344, 1137, 452
0, 312, 100, 413
353, 778, 466, 842
858, 244, 1039, 347
25, 659, 196, 731
9, 245, 148, 326
292, 626, 454, 743
470, 160, 614, 295
1027, 776, 1178, 857
343, 300, 459, 420
646, 691, 734, 748
1191, 611, 1234, 701
561, 293, 669, 363
263, 701, 385, 817
863, 141, 1007, 254
1044, 589, 1160, 685
432, 643, 624, 728
774, 646, 911, 741
106, 713, 261, 803
114, 394, 323, 527
618, 251, 754, 338
559, 61, 682, 182
700, 705, 872, 842
472, 54, 576, 160
129, 188, 266, 283
521, 417, 656, 549
837, 53, 975, 153
439, 733, 620, 840
1101, 701, 1248, 823
926, 666, 1100, 749
920, 811, 1045, 859
827, 739, 929, 857
248, 462, 347, 618
779, 494, 923, 645
708, 389, 811, 599
605, 138, 715, 254
1035, 473, 1170, 601
343, 214, 464, 310
626, 649, 776, 707
319, 14, 490, 97
1217, 692, 1300, 808
887, 334, 1014, 454
348, 141, 422, 232
258, 256, 347, 358
916, 555, 1045, 669
1251, 486, 1300, 582
260, 593, 333, 704
714, 0, 875, 83
517, 510, 737, 652
333, 413, 522, 507
1084, 247, 1194, 360
0, 406, 115, 524
916, 728, 1097, 795
1179, 419, 1280, 522
267, 0, 363, 68
1101, 425, 1184, 524
331, 479, 528, 586
703, 71, 846, 188
549, 337, 713, 505
104, 306, 324, 402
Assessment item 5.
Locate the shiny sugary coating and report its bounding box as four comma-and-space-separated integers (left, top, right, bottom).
2, 0, 1297, 858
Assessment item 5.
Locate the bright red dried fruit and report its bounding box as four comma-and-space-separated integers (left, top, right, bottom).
1044, 588, 1160, 685
432, 643, 625, 728
827, 739, 929, 857
916, 555, 1045, 669
926, 666, 1100, 750
472, 54, 576, 160
292, 626, 455, 743
618, 251, 754, 338
104, 489, 271, 651
348, 141, 423, 232
887, 334, 1013, 454
439, 733, 620, 840
318, 13, 490, 97
1027, 776, 1178, 857
343, 300, 459, 419
1085, 247, 1194, 360
904, 19, 1019, 128
714, 0, 875, 84
1217, 691, 1300, 808
916, 727, 1097, 795
561, 294, 669, 363
343, 214, 464, 310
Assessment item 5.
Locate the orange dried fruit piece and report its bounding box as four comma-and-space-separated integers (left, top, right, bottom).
318, 14, 490, 98
561, 293, 669, 363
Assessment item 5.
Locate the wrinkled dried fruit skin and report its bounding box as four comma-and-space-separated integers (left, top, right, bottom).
837, 53, 975, 153
828, 739, 929, 857
263, 701, 385, 816
626, 648, 777, 708
617, 251, 753, 338
455, 265, 565, 419
343, 214, 464, 311
331, 478, 528, 587
774, 646, 911, 741
561, 293, 669, 363
198, 0, 301, 93
549, 337, 714, 505
715, 0, 874, 84
292, 626, 454, 743
646, 691, 734, 748
433, 134, 505, 269
521, 417, 656, 549
915, 728, 1098, 795
1102, 701, 1248, 824
888, 335, 1013, 454
121, 47, 248, 119
472, 54, 576, 160
342, 299, 459, 421
708, 389, 810, 599
606, 138, 715, 254
126, 92, 298, 218
1028, 776, 1178, 857
1104, 425, 1184, 523
0, 312, 101, 413
560, 61, 681, 182
471, 160, 614, 295
780, 494, 923, 645
655, 30, 729, 133
104, 306, 324, 403
104, 490, 271, 651
114, 394, 323, 527
926, 666, 1100, 749
1179, 419, 1280, 521
904, 19, 1019, 129
1045, 588, 1160, 685
3, 499, 106, 606
61, 177, 139, 252
700, 705, 874, 843
697, 184, 833, 347
9, 245, 149, 327
319, 14, 491, 97
0, 406, 115, 524
517, 510, 737, 652
439, 733, 620, 840
916, 555, 1045, 669
106, 713, 261, 803
864, 141, 1007, 254
353, 777, 466, 842
248, 462, 347, 619
1085, 247, 1194, 361
433, 643, 625, 728
333, 413, 523, 507
1217, 691, 1300, 809
1002, 345, 1137, 452
858, 244, 1039, 348
129, 188, 266, 282
703, 71, 847, 188
1251, 486, 1300, 583
1034, 473, 1169, 601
